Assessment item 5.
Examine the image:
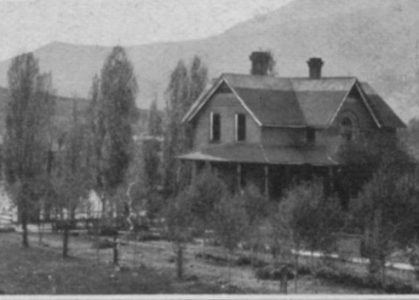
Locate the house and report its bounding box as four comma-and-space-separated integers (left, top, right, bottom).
179, 52, 405, 200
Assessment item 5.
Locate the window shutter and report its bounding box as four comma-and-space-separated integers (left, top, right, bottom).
210, 112, 214, 141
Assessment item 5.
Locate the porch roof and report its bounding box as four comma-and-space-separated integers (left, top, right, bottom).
178, 143, 339, 166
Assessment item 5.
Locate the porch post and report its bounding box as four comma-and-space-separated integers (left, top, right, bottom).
237, 163, 242, 192
191, 161, 197, 185
264, 165, 270, 200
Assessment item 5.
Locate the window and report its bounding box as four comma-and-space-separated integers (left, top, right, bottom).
340, 116, 356, 142
235, 113, 246, 141
210, 112, 221, 142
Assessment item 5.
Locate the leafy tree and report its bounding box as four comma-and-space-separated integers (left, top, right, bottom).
350, 147, 418, 287
188, 166, 227, 232
54, 102, 91, 258
165, 191, 194, 280
212, 194, 248, 282
189, 56, 208, 109
162, 60, 189, 196
88, 46, 137, 266
239, 183, 269, 265
241, 183, 269, 228
276, 179, 344, 293
89, 46, 138, 215
4, 53, 55, 247
162, 57, 208, 196
142, 138, 162, 218
268, 205, 300, 293
336, 132, 410, 207
147, 99, 162, 137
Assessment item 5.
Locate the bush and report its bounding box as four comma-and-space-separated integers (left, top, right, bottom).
254, 264, 294, 281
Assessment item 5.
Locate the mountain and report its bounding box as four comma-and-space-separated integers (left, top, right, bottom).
0, 86, 88, 132
0, 0, 419, 122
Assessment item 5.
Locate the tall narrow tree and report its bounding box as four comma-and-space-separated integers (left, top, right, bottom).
90, 46, 138, 216
162, 60, 189, 196
162, 57, 208, 196
148, 98, 162, 137
54, 101, 91, 258
4, 53, 55, 247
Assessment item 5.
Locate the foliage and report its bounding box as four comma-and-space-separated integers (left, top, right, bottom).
212, 194, 248, 253
279, 180, 344, 253
89, 46, 138, 212
240, 183, 269, 227
53, 103, 92, 256
350, 164, 419, 282
336, 132, 411, 201
142, 139, 161, 194
166, 191, 194, 244
4, 52, 55, 247
162, 56, 208, 196
54, 103, 91, 209
188, 167, 227, 231
344, 135, 418, 285
165, 191, 194, 279
147, 99, 162, 137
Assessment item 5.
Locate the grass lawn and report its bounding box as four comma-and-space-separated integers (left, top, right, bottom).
0, 232, 231, 294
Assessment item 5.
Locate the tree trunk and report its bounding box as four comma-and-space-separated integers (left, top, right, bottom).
369, 208, 383, 284
63, 223, 69, 258
95, 221, 100, 263
294, 250, 299, 293
113, 234, 119, 266
280, 269, 288, 294
38, 219, 43, 245
228, 250, 233, 283
176, 242, 184, 280
21, 206, 29, 248
310, 251, 318, 293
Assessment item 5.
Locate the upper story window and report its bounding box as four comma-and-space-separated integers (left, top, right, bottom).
235, 113, 246, 142
340, 114, 358, 142
210, 112, 221, 142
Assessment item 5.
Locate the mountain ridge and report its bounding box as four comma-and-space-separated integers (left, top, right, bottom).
0, 0, 418, 122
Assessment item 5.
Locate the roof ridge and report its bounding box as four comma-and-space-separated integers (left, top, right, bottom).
223, 73, 358, 80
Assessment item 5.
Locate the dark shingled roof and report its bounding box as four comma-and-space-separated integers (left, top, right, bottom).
360, 82, 405, 128
178, 143, 338, 166
185, 73, 405, 129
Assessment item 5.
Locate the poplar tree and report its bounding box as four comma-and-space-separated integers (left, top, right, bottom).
162, 56, 208, 196
54, 102, 91, 258
90, 46, 138, 215
4, 53, 55, 247
147, 99, 162, 137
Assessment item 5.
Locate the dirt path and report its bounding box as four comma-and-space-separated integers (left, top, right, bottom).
25, 231, 378, 294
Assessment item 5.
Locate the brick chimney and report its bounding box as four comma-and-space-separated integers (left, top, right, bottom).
250, 51, 271, 76
307, 57, 324, 79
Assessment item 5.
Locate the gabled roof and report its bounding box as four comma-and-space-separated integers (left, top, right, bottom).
183, 73, 405, 129
178, 143, 338, 166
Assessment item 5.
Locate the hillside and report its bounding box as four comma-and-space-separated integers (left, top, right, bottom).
0, 87, 152, 135
0, 0, 419, 121
0, 86, 89, 133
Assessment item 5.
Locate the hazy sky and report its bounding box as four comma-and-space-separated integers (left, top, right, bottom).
0, 0, 292, 60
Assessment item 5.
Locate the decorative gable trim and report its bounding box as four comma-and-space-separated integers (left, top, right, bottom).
354, 81, 382, 128
327, 78, 356, 127
224, 78, 263, 126
183, 75, 263, 126
327, 79, 381, 128
182, 76, 225, 123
